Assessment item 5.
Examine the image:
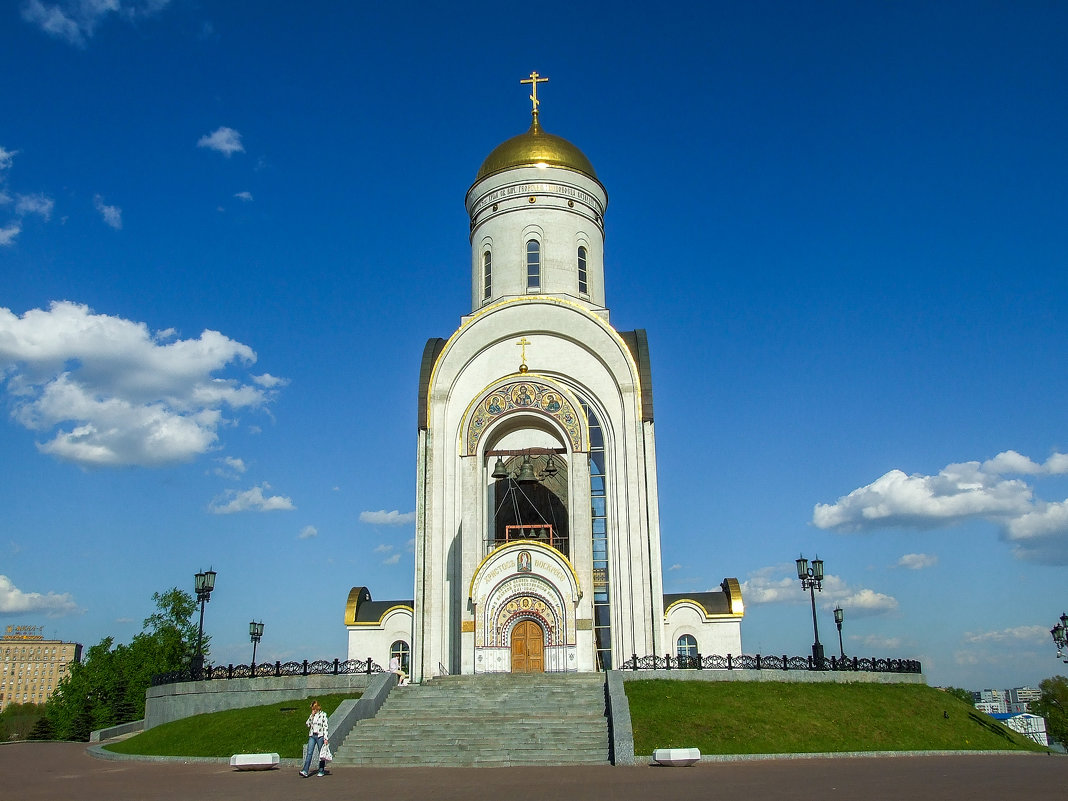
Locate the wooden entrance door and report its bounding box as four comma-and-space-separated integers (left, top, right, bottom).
510, 620, 545, 673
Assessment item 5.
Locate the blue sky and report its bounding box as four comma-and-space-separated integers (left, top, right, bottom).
2, 1, 1066, 691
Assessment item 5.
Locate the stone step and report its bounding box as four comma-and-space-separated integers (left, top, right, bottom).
334, 673, 610, 766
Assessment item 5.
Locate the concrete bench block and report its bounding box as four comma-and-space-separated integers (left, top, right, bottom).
229, 753, 280, 770
653, 747, 701, 766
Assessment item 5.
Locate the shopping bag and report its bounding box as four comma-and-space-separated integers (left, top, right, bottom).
319, 742, 333, 762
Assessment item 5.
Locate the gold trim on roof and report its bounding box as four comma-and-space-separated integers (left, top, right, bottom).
723, 578, 745, 615
347, 604, 415, 627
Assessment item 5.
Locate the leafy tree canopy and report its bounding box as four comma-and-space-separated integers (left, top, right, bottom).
44, 587, 203, 741
943, 687, 976, 707
1031, 675, 1068, 746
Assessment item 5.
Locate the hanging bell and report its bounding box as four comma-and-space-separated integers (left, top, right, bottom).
491, 456, 509, 479
516, 455, 538, 483
543, 454, 558, 477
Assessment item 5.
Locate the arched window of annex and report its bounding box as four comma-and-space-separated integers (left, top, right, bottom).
390, 640, 410, 673
677, 634, 698, 658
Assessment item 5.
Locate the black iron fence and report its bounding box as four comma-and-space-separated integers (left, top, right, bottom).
151, 657, 384, 687
620, 653, 922, 673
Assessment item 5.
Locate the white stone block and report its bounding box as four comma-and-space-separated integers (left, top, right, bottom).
229, 753, 280, 770
653, 747, 701, 766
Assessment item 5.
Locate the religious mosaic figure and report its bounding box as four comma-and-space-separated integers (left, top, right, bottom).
517, 550, 532, 572
542, 393, 560, 412
514, 384, 533, 406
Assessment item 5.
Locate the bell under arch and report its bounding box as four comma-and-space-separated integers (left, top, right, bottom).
482, 409, 572, 560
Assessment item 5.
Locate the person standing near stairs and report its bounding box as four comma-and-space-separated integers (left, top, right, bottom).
300, 700, 329, 777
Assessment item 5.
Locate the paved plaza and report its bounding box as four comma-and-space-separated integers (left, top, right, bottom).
1, 742, 1064, 801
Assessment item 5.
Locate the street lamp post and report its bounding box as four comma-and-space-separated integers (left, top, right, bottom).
192, 568, 216, 679
249, 620, 264, 668
1050, 612, 1068, 663
796, 554, 825, 667
833, 605, 845, 659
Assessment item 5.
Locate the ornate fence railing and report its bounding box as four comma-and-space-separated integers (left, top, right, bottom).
620, 653, 922, 674
151, 657, 384, 687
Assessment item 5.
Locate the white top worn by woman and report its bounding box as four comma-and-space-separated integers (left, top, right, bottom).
307, 709, 329, 740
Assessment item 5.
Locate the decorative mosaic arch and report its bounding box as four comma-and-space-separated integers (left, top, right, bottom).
464, 377, 586, 456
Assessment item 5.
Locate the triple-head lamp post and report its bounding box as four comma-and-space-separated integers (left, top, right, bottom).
796, 554, 825, 668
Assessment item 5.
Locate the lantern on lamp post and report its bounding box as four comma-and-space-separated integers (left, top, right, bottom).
833, 605, 845, 659
249, 620, 264, 668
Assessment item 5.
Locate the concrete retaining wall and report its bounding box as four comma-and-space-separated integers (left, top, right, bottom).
144, 674, 374, 730
90, 718, 145, 742
619, 669, 926, 684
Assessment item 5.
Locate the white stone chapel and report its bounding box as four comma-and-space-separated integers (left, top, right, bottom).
346, 74, 743, 681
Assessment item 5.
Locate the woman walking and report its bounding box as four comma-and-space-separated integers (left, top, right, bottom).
300, 699, 329, 777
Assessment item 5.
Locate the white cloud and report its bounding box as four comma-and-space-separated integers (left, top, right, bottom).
209, 483, 295, 514
21, 0, 172, 47
298, 525, 318, 540
856, 634, 903, 651
15, 192, 54, 220
213, 455, 246, 478
0, 146, 15, 171
896, 552, 938, 570
813, 450, 1068, 565
252, 373, 287, 388
963, 625, 1048, 645
360, 509, 416, 526
373, 544, 394, 554
0, 301, 282, 467
197, 127, 244, 157
739, 564, 897, 616
382, 553, 401, 566
668, 563, 681, 571
234, 191, 253, 202
0, 223, 19, 246
0, 575, 81, 616
93, 194, 122, 229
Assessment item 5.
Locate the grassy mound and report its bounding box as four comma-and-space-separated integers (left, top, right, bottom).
104, 693, 359, 758
625, 681, 1046, 756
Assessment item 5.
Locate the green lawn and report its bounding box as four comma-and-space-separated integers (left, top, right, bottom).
103, 693, 359, 758
625, 680, 1047, 756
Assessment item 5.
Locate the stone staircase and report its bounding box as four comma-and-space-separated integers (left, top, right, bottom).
333, 673, 610, 767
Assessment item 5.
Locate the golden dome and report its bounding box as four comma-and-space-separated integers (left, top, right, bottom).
475, 117, 598, 182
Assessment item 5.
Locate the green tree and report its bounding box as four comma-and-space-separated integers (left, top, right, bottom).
943, 687, 976, 707
1031, 675, 1068, 746
0, 702, 46, 741
44, 587, 202, 741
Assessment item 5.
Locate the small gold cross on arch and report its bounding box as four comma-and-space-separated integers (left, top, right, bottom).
516, 337, 532, 373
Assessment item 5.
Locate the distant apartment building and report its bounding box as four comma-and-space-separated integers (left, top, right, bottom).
0, 626, 82, 712
1008, 687, 1041, 708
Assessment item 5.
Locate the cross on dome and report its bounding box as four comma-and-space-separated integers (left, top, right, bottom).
520, 71, 549, 121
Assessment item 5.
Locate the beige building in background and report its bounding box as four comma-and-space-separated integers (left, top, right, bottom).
0, 626, 82, 712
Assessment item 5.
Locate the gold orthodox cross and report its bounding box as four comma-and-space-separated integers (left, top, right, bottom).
521, 71, 549, 117
516, 337, 532, 373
